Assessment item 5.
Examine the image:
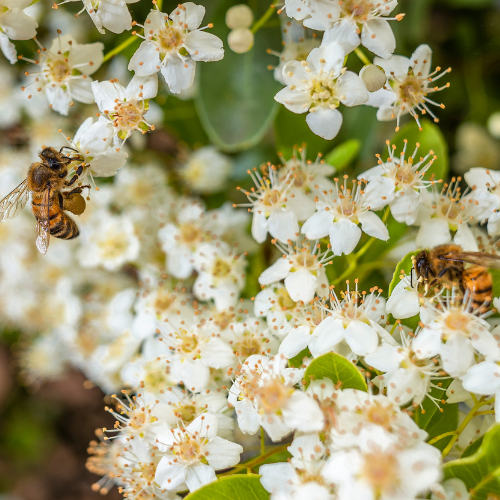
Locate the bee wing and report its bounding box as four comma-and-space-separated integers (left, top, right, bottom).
0, 179, 29, 222
35, 186, 50, 255
441, 252, 500, 270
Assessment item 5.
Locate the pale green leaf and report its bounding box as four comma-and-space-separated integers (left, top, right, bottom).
324, 139, 361, 170
184, 475, 269, 500
304, 353, 367, 391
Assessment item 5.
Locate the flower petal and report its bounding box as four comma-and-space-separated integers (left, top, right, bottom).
329, 218, 361, 256
184, 30, 224, 62
306, 108, 343, 140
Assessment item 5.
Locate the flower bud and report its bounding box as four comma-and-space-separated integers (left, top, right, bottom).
228, 29, 254, 54
359, 64, 386, 92
487, 112, 500, 139
225, 4, 253, 29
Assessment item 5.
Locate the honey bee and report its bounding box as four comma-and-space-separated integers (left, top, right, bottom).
0, 146, 89, 254
413, 244, 500, 311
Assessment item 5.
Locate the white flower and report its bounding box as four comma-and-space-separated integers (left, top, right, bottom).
367, 44, 451, 130
310, 282, 389, 357
302, 178, 389, 256
283, 0, 340, 30
259, 237, 331, 304
0, 0, 38, 64
464, 168, 500, 236
365, 328, 444, 406
322, 427, 442, 500
91, 74, 158, 143
64, 117, 128, 178
128, 3, 224, 94
192, 242, 247, 311
238, 165, 299, 244
415, 179, 490, 250
322, 0, 404, 59
360, 140, 436, 225
57, 0, 139, 34
179, 146, 232, 193
21, 34, 103, 115
228, 354, 323, 441
261, 461, 334, 500
461, 359, 500, 421
412, 297, 500, 377
275, 42, 368, 140
78, 211, 140, 271
277, 148, 336, 221
155, 414, 243, 492
162, 324, 236, 391
254, 283, 296, 337
431, 479, 470, 500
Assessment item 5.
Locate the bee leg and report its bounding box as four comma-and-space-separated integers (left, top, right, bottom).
437, 268, 451, 279
66, 185, 91, 195
66, 163, 85, 187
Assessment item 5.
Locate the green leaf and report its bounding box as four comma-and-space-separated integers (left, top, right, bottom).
184, 475, 269, 500
491, 269, 500, 300
288, 347, 310, 368
461, 436, 484, 459
274, 107, 332, 159
444, 423, 500, 499
304, 353, 367, 391
324, 139, 361, 170
388, 249, 420, 296
414, 378, 454, 431
195, 0, 281, 152
425, 398, 459, 452
389, 118, 449, 181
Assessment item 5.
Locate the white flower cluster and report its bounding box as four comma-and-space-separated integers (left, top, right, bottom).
273, 0, 451, 139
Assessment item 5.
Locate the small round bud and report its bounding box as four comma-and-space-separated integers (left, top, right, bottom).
228, 29, 254, 54
488, 112, 500, 139
359, 64, 386, 92
225, 4, 253, 29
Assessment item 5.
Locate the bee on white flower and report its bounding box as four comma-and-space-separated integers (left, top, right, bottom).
0, 0, 38, 64
91, 74, 158, 144
258, 237, 332, 304
21, 34, 103, 115
365, 327, 445, 407
128, 2, 224, 94
310, 281, 389, 358
322, 0, 404, 59
227, 354, 324, 442
178, 146, 232, 194
302, 176, 389, 256
55, 0, 139, 35
322, 426, 442, 500
277, 147, 336, 221
367, 44, 451, 130
77, 210, 140, 271
412, 293, 500, 377
238, 164, 299, 244
360, 140, 437, 225
275, 42, 369, 140
155, 414, 243, 492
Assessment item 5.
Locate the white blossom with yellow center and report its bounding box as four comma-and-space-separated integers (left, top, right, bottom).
128, 2, 223, 94
155, 414, 243, 492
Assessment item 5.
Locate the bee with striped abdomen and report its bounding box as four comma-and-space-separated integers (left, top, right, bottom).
0, 146, 89, 254
413, 244, 500, 311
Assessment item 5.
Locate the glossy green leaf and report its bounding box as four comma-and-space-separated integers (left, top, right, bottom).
425, 397, 459, 451
288, 347, 310, 368
274, 107, 332, 159
325, 139, 361, 170
304, 353, 367, 391
414, 379, 454, 432
184, 474, 269, 500
389, 118, 449, 181
461, 436, 484, 459
444, 423, 500, 499
490, 269, 500, 300
195, 0, 281, 152
388, 249, 420, 296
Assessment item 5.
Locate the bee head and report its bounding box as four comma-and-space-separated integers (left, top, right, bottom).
39, 146, 70, 171
414, 250, 429, 278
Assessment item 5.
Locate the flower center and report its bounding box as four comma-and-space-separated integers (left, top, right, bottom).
143, 362, 170, 391
234, 332, 263, 357
261, 189, 282, 207
212, 257, 232, 278
365, 402, 394, 430
97, 232, 130, 260
361, 451, 399, 495
179, 222, 203, 245
155, 24, 185, 57
277, 288, 296, 310
112, 101, 145, 131
292, 251, 316, 270
395, 75, 424, 107
173, 403, 197, 424
309, 75, 339, 108
153, 291, 176, 315
45, 56, 70, 82
254, 377, 292, 414
176, 329, 198, 354
341, 0, 371, 21
444, 311, 470, 332
175, 436, 202, 464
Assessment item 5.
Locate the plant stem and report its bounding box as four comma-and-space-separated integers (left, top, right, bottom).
218, 442, 289, 477
427, 431, 456, 445
260, 427, 266, 455
354, 47, 371, 66
251, 4, 276, 34
441, 396, 488, 457
102, 35, 139, 63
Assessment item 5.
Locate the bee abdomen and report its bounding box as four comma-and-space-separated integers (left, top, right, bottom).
50, 211, 79, 240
